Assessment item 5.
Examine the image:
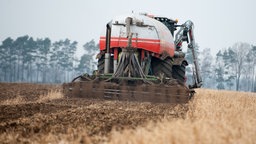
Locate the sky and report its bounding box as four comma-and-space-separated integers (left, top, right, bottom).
0, 0, 256, 56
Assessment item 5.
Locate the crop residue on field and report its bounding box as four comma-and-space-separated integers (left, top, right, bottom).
0, 83, 188, 143
0, 83, 255, 144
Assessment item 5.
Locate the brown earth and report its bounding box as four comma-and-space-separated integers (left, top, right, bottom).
0, 82, 188, 143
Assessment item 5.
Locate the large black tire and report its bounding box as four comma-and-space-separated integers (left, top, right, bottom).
97, 56, 105, 74
172, 63, 186, 82
151, 57, 173, 78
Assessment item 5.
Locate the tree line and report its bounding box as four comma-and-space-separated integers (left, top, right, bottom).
0, 36, 255, 92
199, 43, 256, 92
0, 35, 98, 83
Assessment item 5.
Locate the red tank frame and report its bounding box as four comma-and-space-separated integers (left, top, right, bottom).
99, 36, 175, 58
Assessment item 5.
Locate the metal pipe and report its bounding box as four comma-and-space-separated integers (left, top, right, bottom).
125, 17, 132, 38
125, 17, 133, 48
104, 53, 110, 74
113, 48, 118, 73
104, 22, 112, 74
186, 20, 202, 88
113, 59, 117, 73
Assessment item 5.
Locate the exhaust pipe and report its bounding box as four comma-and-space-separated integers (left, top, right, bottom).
104, 22, 112, 74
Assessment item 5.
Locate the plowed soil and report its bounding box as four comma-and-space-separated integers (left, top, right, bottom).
0, 83, 188, 143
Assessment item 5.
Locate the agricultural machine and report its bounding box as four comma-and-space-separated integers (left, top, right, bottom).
63, 13, 202, 103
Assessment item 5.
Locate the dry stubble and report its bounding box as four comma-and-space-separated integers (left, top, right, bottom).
108, 89, 256, 144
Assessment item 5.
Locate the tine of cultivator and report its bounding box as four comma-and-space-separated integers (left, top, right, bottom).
63, 81, 191, 103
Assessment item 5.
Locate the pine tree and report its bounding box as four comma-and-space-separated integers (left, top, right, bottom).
215, 50, 225, 89
0, 37, 14, 81
24, 37, 37, 82
78, 39, 99, 74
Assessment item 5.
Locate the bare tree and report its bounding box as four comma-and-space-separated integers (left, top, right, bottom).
200, 48, 214, 88
243, 45, 255, 91
229, 42, 251, 91
251, 45, 256, 92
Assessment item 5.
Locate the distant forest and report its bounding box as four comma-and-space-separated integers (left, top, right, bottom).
0, 35, 255, 92
0, 35, 98, 84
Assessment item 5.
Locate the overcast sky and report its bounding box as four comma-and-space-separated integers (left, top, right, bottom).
0, 0, 255, 56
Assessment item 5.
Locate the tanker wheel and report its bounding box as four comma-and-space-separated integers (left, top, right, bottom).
172, 63, 186, 83
152, 57, 173, 78
97, 56, 104, 74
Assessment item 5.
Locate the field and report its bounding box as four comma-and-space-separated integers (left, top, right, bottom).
0, 83, 255, 144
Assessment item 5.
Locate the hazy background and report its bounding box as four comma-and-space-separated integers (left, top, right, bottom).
1, 0, 255, 56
